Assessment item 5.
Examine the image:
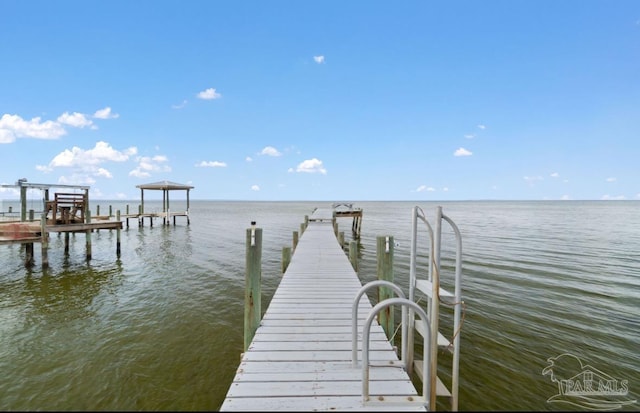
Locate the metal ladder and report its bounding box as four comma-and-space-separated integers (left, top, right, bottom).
406, 205, 464, 411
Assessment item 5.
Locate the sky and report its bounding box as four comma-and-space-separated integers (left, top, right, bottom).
1, 1, 639, 201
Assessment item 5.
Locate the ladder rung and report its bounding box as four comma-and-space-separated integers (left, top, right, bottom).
412, 360, 452, 397
414, 320, 452, 349
415, 280, 453, 299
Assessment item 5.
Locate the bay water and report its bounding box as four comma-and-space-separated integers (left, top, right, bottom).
1, 200, 638, 411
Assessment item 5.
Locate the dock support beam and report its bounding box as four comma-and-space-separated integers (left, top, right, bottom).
376, 236, 395, 341
349, 240, 358, 272
41, 215, 49, 269
244, 222, 262, 352
85, 210, 92, 261
116, 210, 121, 258
282, 246, 291, 274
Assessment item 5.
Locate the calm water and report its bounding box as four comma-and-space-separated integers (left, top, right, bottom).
0, 201, 638, 411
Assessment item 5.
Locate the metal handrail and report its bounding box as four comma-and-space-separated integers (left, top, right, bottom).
362, 297, 431, 409
351, 280, 407, 368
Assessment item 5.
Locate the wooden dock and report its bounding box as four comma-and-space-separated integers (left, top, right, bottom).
220, 208, 427, 411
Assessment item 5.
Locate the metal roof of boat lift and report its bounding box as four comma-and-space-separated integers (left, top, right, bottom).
135, 180, 194, 190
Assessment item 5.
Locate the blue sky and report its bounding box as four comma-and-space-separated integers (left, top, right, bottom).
1, 1, 638, 201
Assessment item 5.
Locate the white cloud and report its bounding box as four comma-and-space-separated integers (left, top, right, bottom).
57, 112, 94, 128
129, 155, 171, 178
0, 113, 67, 142
313, 55, 325, 64
93, 107, 119, 119
477, 124, 486, 130
0, 128, 15, 143
197, 88, 222, 100
95, 167, 113, 178
414, 185, 435, 192
294, 158, 327, 174
48, 141, 137, 168
443, 187, 449, 192
251, 185, 260, 191
260, 146, 282, 157
171, 100, 188, 110
454, 147, 472, 156
195, 160, 227, 168
561, 195, 571, 200
464, 134, 475, 139
57, 173, 96, 186
550, 172, 559, 178
524, 175, 543, 185
246, 156, 253, 162
606, 177, 617, 182
601, 194, 626, 200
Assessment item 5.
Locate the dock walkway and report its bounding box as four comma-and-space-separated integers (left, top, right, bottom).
221, 208, 426, 411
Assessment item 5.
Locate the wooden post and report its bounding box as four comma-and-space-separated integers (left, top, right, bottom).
96, 204, 100, 217
25, 243, 34, 267
244, 221, 262, 352
304, 215, 308, 230
349, 240, 358, 272
282, 246, 291, 274
20, 185, 26, 222
86, 210, 92, 261
41, 214, 49, 269
116, 210, 121, 258
339, 231, 345, 249
377, 236, 395, 341
300, 222, 305, 237
293, 231, 299, 251
109, 205, 113, 218
29, 209, 34, 222
64, 232, 70, 255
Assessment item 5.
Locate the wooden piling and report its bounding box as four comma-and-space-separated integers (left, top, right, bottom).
40, 215, 48, 269
349, 240, 358, 272
377, 235, 395, 341
293, 230, 298, 251
244, 222, 262, 352
25, 243, 34, 267
86, 210, 92, 261
282, 246, 291, 274
116, 210, 121, 257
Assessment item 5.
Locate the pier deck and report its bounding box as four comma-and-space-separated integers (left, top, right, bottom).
221, 209, 425, 411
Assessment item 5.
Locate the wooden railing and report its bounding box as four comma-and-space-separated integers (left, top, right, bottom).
46, 192, 87, 224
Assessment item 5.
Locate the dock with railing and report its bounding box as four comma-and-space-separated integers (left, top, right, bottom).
221, 205, 464, 411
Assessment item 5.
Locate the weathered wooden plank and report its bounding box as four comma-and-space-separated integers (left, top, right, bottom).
225, 380, 418, 398
240, 350, 400, 362
229, 368, 411, 382
235, 360, 406, 373
248, 340, 392, 352
221, 396, 426, 411
252, 331, 388, 341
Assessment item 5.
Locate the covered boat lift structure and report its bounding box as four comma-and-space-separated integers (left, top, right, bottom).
135, 180, 194, 226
